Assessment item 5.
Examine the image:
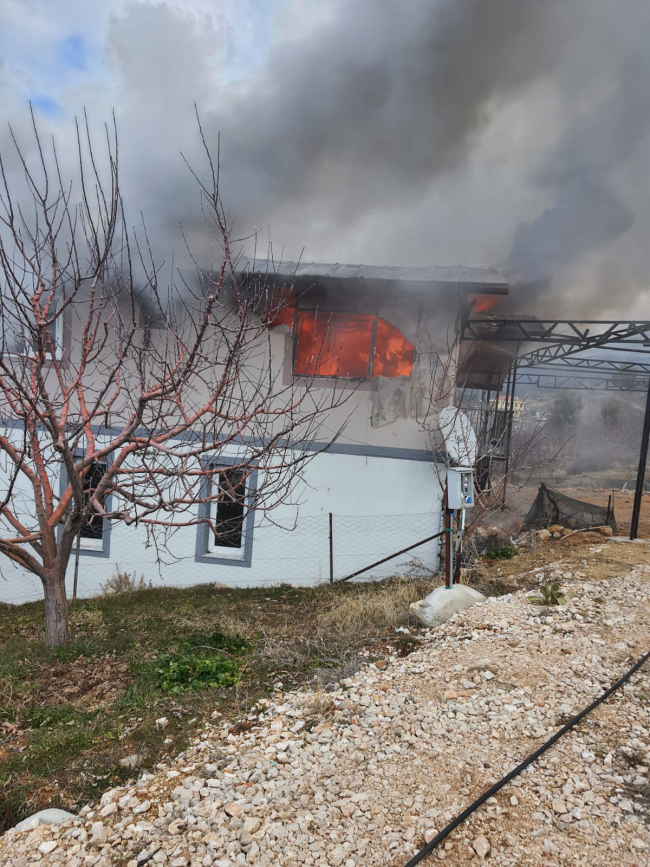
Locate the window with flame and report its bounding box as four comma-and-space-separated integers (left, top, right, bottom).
270, 305, 415, 380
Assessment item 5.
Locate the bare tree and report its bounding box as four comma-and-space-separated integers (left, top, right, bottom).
0, 112, 347, 648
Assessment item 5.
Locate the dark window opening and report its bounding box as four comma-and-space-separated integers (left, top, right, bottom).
80, 461, 107, 540
214, 468, 247, 549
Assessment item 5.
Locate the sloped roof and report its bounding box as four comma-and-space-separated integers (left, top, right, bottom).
239, 258, 508, 294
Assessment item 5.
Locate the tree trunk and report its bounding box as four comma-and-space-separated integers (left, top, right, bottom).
43, 572, 69, 649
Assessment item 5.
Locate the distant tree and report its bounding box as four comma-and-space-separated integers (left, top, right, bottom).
549, 391, 583, 431
600, 398, 621, 428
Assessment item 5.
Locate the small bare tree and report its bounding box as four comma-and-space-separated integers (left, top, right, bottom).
0, 112, 347, 648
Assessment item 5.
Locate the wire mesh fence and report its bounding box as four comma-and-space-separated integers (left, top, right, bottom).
0, 510, 443, 605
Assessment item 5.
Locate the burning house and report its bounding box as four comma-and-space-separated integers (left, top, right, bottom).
0, 259, 508, 605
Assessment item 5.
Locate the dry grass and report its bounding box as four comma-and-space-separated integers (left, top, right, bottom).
316, 576, 440, 635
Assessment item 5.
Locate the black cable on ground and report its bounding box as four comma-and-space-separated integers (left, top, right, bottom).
402, 649, 650, 867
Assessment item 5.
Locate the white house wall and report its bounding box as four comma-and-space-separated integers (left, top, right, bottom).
0, 447, 445, 605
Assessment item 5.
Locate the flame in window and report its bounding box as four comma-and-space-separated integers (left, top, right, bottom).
268, 299, 415, 380
373, 317, 415, 377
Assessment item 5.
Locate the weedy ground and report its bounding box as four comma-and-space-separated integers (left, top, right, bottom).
1, 533, 648, 834
0, 575, 439, 832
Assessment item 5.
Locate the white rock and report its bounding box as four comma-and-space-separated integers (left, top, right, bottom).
472, 834, 491, 859
90, 821, 108, 843
414, 585, 486, 627
38, 841, 58, 854
13, 808, 76, 832
543, 838, 560, 855
243, 817, 261, 834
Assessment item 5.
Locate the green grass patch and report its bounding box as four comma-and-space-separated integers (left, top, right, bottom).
482, 544, 517, 561
156, 654, 243, 694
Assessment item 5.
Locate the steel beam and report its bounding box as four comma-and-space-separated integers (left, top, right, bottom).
463, 318, 650, 369
516, 372, 648, 392
463, 318, 650, 346
519, 357, 650, 375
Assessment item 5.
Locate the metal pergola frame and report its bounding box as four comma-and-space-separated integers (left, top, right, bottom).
462, 315, 650, 539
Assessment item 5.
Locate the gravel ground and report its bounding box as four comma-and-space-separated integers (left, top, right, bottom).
2, 558, 649, 867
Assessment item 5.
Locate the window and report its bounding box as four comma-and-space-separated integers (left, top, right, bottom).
208, 469, 247, 553
58, 456, 112, 558
269, 303, 415, 381
294, 312, 374, 379
2, 313, 63, 359
196, 463, 257, 567
294, 312, 415, 380
79, 461, 107, 549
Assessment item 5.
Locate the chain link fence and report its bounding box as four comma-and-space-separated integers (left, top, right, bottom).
0, 511, 443, 604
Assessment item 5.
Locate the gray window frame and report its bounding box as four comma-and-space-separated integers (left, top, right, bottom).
194, 458, 257, 568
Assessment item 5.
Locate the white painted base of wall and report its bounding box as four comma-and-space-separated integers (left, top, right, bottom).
0, 451, 444, 606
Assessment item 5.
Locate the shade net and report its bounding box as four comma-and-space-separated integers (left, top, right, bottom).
523, 483, 616, 532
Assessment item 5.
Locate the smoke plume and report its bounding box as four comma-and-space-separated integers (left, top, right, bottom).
1, 0, 650, 316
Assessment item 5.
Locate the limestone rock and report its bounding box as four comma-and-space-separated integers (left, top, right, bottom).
472, 835, 491, 859
537, 529, 551, 541
38, 841, 58, 855
598, 526, 614, 537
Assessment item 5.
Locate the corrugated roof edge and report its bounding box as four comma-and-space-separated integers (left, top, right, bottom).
236, 258, 509, 294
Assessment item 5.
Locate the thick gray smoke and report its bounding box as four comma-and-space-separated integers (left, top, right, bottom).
2, 0, 650, 317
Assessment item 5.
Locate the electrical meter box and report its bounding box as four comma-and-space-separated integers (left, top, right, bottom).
447, 467, 475, 509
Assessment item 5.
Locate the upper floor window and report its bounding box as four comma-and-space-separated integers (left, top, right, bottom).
293, 311, 415, 380
267, 298, 415, 381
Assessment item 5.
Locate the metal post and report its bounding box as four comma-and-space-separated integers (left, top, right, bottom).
328, 512, 334, 583
501, 357, 519, 509
453, 508, 466, 584
630, 377, 650, 540
444, 479, 454, 589
72, 530, 81, 601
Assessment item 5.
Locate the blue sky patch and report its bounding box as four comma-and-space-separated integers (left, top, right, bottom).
31, 96, 60, 116
61, 34, 86, 71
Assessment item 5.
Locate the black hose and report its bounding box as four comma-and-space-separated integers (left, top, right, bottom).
402, 649, 650, 867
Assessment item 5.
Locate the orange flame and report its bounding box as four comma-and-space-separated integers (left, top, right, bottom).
471, 294, 501, 314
